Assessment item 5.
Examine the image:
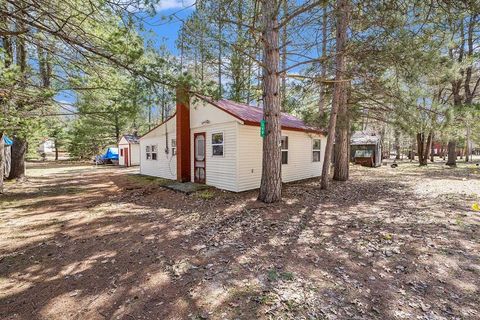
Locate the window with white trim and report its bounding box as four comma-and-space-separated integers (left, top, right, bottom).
281, 136, 288, 164
171, 139, 176, 156
146, 145, 158, 160
212, 132, 224, 156
313, 139, 321, 162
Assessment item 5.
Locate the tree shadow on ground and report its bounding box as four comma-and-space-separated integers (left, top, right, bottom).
0, 165, 479, 319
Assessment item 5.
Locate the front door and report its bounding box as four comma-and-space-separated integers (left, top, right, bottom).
194, 132, 206, 183
124, 148, 129, 167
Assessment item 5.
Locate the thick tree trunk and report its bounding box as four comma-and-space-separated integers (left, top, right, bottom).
425, 132, 432, 164
321, 0, 349, 190
258, 0, 282, 203
218, 7, 223, 98
394, 130, 401, 160
318, 5, 328, 124
0, 133, 4, 193
8, 137, 26, 180
416, 133, 426, 166
416, 132, 432, 166
280, 0, 288, 111
446, 140, 456, 166
333, 90, 349, 181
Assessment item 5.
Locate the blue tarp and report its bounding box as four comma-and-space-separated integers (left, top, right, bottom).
102, 147, 118, 160
3, 135, 13, 146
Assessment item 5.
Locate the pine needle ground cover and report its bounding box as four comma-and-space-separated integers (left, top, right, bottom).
1, 160, 479, 319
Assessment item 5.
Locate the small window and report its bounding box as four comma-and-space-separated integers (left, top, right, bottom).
212, 132, 224, 156
151, 145, 157, 160
146, 145, 151, 160
171, 139, 176, 156
313, 139, 321, 162
146, 145, 157, 160
281, 136, 288, 164
120, 149, 124, 156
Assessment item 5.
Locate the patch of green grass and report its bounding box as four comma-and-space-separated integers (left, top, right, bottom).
284, 299, 298, 311
267, 269, 294, 282
267, 269, 279, 281
127, 174, 172, 186
258, 293, 276, 305
454, 217, 465, 227
197, 190, 215, 200
280, 271, 294, 281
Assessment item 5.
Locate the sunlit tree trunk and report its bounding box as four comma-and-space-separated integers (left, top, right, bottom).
8, 5, 28, 180
0, 133, 4, 193
258, 0, 282, 203
321, 0, 349, 189
333, 88, 350, 181
318, 5, 328, 124
394, 130, 401, 160
280, 0, 288, 111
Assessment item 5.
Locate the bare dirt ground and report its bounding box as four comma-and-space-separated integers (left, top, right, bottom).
1, 159, 479, 320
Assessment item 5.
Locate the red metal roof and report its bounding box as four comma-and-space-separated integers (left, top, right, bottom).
196, 95, 324, 134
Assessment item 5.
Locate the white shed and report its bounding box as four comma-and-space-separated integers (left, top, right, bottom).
139, 93, 327, 192
118, 134, 140, 166
38, 138, 55, 154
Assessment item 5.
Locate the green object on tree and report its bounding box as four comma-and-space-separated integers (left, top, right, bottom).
260, 119, 266, 138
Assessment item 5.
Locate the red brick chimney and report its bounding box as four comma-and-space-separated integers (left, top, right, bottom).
176, 85, 191, 182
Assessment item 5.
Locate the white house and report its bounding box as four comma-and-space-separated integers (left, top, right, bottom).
139, 92, 327, 192
118, 134, 140, 166
38, 138, 55, 154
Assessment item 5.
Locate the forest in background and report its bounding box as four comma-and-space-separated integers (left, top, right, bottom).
0, 0, 479, 201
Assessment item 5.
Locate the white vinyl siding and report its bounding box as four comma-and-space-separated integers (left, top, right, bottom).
237, 125, 326, 192
189, 99, 240, 192
139, 116, 177, 180
139, 100, 327, 193
130, 144, 140, 165
190, 122, 238, 192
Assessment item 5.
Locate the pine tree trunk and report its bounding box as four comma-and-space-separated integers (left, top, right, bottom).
430, 141, 434, 162
321, 0, 349, 190
465, 127, 471, 162
258, 0, 282, 203
446, 140, 456, 166
9, 10, 28, 180
281, 0, 288, 111
8, 137, 26, 180
333, 89, 349, 181
318, 5, 328, 124
0, 133, 4, 193
217, 7, 223, 98
417, 133, 426, 166
394, 130, 401, 160
424, 132, 432, 164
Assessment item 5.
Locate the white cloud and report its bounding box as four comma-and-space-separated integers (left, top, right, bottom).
155, 0, 195, 11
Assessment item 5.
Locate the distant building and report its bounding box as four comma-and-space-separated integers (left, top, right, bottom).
38, 138, 55, 154
350, 131, 382, 167
118, 134, 140, 167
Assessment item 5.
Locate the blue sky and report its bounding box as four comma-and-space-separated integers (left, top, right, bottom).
140, 0, 195, 54
55, 1, 195, 105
